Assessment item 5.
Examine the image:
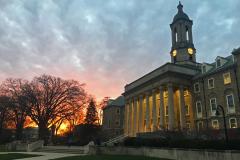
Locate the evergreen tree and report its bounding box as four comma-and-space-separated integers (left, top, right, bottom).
85, 99, 98, 125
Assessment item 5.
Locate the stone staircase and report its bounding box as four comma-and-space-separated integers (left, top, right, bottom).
37, 146, 87, 154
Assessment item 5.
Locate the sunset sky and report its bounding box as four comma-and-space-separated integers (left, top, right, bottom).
0, 0, 239, 100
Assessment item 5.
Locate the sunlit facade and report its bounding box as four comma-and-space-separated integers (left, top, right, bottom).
123, 2, 240, 137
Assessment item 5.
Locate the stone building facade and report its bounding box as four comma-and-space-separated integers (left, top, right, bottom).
123, 2, 240, 137
102, 96, 125, 140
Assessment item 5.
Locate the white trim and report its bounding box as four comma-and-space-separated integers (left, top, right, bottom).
210, 98, 217, 116
208, 78, 215, 89
226, 94, 235, 113
196, 101, 202, 118
229, 118, 237, 128
194, 82, 200, 93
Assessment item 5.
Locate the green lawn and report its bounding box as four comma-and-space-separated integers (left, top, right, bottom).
0, 153, 41, 160
52, 155, 169, 160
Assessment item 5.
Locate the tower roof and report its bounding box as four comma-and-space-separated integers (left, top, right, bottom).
172, 1, 190, 23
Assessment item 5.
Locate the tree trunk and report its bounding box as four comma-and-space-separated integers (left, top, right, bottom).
38, 123, 49, 145
16, 123, 23, 140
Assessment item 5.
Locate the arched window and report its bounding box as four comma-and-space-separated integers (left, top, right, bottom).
174, 28, 178, 42
186, 26, 189, 41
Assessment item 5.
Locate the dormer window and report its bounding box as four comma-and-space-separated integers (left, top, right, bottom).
216, 59, 221, 68
202, 65, 206, 73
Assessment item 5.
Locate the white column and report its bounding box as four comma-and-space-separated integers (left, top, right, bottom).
133, 97, 138, 136
159, 86, 165, 130
138, 95, 143, 132
168, 83, 175, 131
145, 91, 150, 132
152, 89, 157, 131
179, 85, 186, 130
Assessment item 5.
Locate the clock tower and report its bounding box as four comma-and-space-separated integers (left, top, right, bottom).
170, 2, 196, 64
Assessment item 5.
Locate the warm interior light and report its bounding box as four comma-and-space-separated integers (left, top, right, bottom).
172, 50, 177, 57
188, 48, 193, 55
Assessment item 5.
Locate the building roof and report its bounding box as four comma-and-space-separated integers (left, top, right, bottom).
104, 96, 125, 109
125, 62, 199, 93
193, 55, 235, 79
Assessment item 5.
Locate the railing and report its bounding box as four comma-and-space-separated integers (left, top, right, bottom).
102, 134, 127, 146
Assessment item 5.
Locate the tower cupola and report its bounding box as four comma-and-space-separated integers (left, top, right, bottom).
170, 1, 196, 64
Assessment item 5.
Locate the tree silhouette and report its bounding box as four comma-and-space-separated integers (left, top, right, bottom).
22, 74, 87, 144
85, 99, 98, 125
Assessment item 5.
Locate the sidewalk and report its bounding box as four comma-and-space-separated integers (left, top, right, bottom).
1, 152, 85, 160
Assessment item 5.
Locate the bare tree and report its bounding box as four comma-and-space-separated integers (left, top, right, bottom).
0, 95, 11, 136
22, 75, 87, 144
0, 78, 29, 140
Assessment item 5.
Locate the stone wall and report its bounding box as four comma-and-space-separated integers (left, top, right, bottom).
89, 146, 240, 160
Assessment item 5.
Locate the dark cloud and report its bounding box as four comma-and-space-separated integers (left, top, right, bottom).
0, 0, 239, 99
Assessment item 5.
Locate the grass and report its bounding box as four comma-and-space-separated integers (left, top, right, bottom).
51, 155, 169, 160
0, 153, 41, 160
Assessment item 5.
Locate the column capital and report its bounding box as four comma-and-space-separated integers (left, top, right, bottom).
168, 83, 173, 88
179, 85, 184, 90
139, 94, 144, 99
145, 90, 152, 96
159, 85, 165, 91
152, 88, 158, 93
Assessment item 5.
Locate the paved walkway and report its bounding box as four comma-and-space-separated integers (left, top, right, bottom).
0, 152, 85, 160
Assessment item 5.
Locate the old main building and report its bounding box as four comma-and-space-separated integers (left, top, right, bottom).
123, 2, 240, 137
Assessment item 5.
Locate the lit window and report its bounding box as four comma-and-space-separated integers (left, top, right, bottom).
165, 106, 168, 116
216, 59, 221, 68
164, 92, 168, 98
226, 94, 235, 113
197, 121, 203, 131
185, 105, 189, 115
210, 98, 217, 116
196, 101, 202, 118
194, 83, 200, 93
184, 90, 189, 96
223, 72, 231, 84
208, 78, 214, 89
212, 120, 219, 129
229, 118, 237, 128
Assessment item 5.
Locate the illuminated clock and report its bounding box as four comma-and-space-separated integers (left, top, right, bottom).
188, 48, 193, 55
172, 50, 177, 57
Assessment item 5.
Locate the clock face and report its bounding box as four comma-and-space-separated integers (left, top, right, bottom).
188, 48, 193, 55
172, 50, 177, 57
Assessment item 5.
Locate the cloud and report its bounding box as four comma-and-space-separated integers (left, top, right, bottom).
0, 0, 239, 100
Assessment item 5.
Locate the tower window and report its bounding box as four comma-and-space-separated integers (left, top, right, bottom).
186, 26, 189, 41
174, 28, 178, 42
